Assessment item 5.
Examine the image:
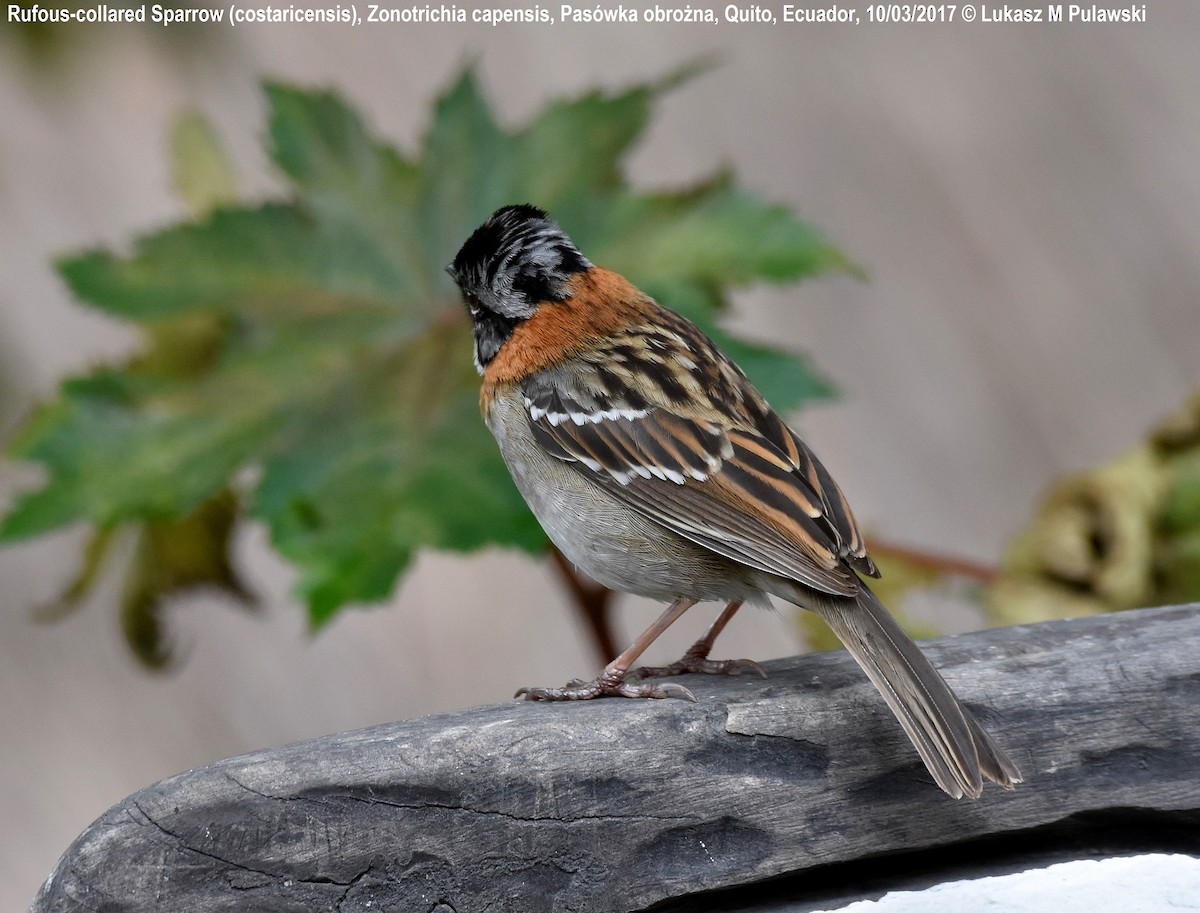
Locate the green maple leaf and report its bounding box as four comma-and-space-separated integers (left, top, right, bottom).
2, 66, 850, 644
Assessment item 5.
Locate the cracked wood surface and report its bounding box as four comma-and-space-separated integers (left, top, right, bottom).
30, 604, 1200, 913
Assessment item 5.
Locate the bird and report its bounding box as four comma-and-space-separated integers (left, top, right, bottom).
447, 203, 1021, 799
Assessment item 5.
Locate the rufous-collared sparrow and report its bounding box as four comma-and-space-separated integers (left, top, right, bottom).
448, 204, 1020, 798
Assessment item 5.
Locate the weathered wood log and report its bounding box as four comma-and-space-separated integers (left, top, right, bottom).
31, 604, 1200, 913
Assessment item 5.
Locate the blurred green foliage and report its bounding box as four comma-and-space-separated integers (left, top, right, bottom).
988, 389, 1200, 623
1, 66, 852, 663
795, 389, 1200, 653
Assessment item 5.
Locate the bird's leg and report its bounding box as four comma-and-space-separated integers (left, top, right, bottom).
517, 596, 700, 701
630, 600, 766, 680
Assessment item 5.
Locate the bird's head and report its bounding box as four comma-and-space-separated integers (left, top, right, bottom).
447, 204, 592, 373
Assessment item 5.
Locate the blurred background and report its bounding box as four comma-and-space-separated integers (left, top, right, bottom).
3, 6, 1200, 909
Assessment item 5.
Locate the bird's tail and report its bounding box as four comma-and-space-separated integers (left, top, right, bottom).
811, 584, 1021, 798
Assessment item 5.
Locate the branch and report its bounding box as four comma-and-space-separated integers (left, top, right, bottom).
868, 536, 1001, 584
30, 604, 1200, 913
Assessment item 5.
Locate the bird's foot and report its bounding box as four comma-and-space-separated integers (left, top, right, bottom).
516, 668, 696, 702
630, 643, 766, 680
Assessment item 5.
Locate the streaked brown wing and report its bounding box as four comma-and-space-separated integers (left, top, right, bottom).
748, 405, 878, 577
527, 389, 860, 597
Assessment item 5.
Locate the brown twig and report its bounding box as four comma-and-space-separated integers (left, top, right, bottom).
867, 537, 1000, 585
548, 546, 619, 663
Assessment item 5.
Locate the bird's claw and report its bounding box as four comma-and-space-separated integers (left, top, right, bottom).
515, 673, 696, 702
631, 655, 767, 680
